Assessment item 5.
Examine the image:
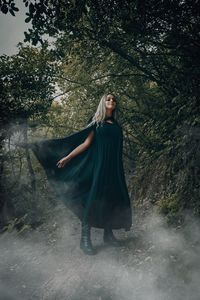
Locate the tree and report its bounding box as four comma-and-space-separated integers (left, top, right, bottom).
1, 0, 200, 220
0, 44, 56, 127
0, 44, 57, 226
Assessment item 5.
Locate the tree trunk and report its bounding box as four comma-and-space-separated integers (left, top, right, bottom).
22, 119, 36, 195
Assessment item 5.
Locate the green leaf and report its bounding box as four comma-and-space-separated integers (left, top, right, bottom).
9, 9, 16, 16
1, 4, 8, 14
13, 6, 19, 12
29, 3, 35, 15
25, 16, 31, 23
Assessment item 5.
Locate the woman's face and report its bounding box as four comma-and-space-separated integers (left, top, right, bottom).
105, 94, 117, 111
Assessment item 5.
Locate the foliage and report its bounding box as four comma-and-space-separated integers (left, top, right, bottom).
0, 44, 58, 228
0, 44, 56, 128
0, 0, 19, 16
1, 135, 57, 229
0, 0, 200, 223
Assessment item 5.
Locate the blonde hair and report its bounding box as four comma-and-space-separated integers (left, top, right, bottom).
87, 93, 119, 128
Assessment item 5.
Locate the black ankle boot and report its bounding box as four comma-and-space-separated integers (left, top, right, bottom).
80, 223, 96, 255
103, 228, 121, 247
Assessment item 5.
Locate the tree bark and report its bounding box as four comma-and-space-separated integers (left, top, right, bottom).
22, 119, 36, 195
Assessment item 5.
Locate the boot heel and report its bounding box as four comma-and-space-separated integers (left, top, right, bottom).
103, 228, 121, 247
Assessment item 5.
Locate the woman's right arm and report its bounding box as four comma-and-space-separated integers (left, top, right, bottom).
56, 131, 95, 168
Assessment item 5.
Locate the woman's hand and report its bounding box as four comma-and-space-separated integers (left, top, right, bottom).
56, 132, 94, 169
56, 156, 71, 168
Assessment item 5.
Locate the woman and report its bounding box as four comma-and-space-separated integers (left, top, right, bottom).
30, 94, 132, 255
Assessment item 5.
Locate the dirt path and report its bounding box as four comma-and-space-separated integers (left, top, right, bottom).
0, 205, 200, 300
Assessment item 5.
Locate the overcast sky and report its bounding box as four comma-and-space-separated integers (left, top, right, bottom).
0, 0, 30, 56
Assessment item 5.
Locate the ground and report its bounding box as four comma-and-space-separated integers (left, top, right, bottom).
0, 204, 200, 300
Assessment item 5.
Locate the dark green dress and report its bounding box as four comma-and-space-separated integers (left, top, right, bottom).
29, 118, 132, 231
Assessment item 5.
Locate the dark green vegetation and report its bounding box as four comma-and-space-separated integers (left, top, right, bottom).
0, 0, 199, 230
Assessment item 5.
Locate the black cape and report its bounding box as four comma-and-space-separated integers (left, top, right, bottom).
28, 118, 132, 231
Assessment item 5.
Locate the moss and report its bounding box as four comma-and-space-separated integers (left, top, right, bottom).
156, 194, 183, 224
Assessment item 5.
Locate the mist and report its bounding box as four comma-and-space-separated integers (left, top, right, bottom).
0, 207, 199, 300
